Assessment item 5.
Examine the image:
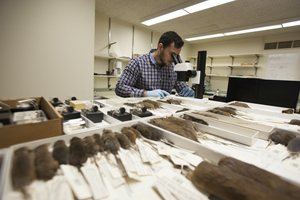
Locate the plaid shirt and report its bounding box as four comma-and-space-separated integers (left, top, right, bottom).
115, 49, 188, 97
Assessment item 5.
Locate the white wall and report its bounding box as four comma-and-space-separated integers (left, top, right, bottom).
0, 0, 95, 100
191, 32, 300, 92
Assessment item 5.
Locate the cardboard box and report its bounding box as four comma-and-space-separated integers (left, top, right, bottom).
0, 97, 63, 148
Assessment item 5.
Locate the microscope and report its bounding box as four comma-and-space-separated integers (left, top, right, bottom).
172, 51, 207, 99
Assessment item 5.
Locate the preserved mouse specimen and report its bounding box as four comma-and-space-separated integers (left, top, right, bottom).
218, 157, 300, 199
52, 140, 69, 165
282, 108, 293, 114
149, 117, 199, 142
83, 136, 100, 156
289, 119, 300, 126
69, 137, 88, 168
229, 101, 250, 108
93, 133, 105, 152
115, 132, 131, 149
121, 127, 137, 144
269, 131, 296, 146
181, 114, 209, 126
34, 144, 59, 180
102, 129, 120, 154
207, 108, 231, 117
11, 147, 36, 190
190, 161, 287, 200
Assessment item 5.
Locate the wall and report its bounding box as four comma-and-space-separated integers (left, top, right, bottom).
190, 32, 300, 93
0, 0, 95, 100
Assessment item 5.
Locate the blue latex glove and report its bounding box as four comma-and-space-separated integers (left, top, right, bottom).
147, 89, 170, 99
179, 87, 195, 97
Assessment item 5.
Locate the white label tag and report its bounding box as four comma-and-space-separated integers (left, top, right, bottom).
136, 140, 162, 164
171, 148, 203, 167
253, 149, 281, 170
81, 160, 109, 200
60, 165, 92, 200
47, 176, 73, 200
95, 153, 125, 188
266, 144, 289, 158
156, 176, 204, 200
170, 155, 190, 166
118, 150, 141, 181
284, 157, 300, 175
155, 180, 178, 200
157, 142, 172, 155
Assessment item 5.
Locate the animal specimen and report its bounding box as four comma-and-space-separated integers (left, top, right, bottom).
52, 140, 69, 165
11, 147, 36, 190
229, 101, 250, 108
69, 137, 88, 168
34, 144, 59, 180
181, 114, 209, 126
115, 132, 131, 149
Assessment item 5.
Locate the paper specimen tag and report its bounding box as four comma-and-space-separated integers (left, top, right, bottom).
171, 148, 203, 167
155, 180, 178, 200
284, 157, 300, 175
81, 160, 109, 200
156, 176, 204, 200
47, 175, 73, 200
60, 164, 92, 200
157, 142, 172, 155
118, 150, 141, 181
253, 149, 281, 170
136, 140, 162, 164
170, 155, 189, 166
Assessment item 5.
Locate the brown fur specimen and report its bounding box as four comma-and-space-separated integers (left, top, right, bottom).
115, 132, 131, 149
181, 114, 209, 126
229, 101, 250, 108
218, 157, 300, 199
121, 127, 137, 144
289, 119, 300, 126
83, 136, 100, 156
167, 116, 199, 132
215, 107, 237, 115
190, 161, 287, 200
93, 133, 104, 152
102, 129, 120, 153
12, 147, 36, 190
208, 108, 231, 117
142, 99, 161, 108
175, 108, 190, 113
137, 102, 155, 110
69, 137, 88, 168
282, 108, 293, 114
192, 111, 218, 119
269, 131, 296, 146
52, 140, 69, 165
149, 117, 198, 142
34, 144, 59, 180
125, 126, 142, 138
287, 137, 300, 152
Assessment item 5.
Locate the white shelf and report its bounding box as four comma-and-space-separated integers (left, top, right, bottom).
206, 74, 259, 78
94, 53, 131, 62
94, 75, 120, 78
229, 65, 261, 68
189, 53, 263, 59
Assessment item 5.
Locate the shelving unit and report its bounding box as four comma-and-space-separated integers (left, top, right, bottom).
94, 53, 130, 90
188, 53, 263, 94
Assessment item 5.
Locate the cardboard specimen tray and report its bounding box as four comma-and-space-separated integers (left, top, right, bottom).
0, 97, 63, 148
1, 120, 227, 200
172, 112, 259, 146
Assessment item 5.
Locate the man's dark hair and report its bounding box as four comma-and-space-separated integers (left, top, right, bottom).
158, 31, 184, 49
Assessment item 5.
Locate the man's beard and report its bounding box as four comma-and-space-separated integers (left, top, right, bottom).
159, 49, 169, 67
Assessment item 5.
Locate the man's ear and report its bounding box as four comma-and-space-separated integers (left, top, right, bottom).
158, 43, 163, 50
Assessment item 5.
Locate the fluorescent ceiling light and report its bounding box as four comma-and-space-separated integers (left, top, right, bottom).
282, 20, 300, 27
141, 10, 188, 26
184, 0, 235, 13
224, 25, 282, 36
186, 33, 224, 41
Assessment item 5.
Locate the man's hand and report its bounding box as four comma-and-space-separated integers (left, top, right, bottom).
179, 87, 194, 97
146, 89, 170, 99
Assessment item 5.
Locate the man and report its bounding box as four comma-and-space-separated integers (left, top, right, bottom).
115, 31, 194, 99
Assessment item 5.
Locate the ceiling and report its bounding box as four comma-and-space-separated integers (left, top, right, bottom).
95, 0, 300, 44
